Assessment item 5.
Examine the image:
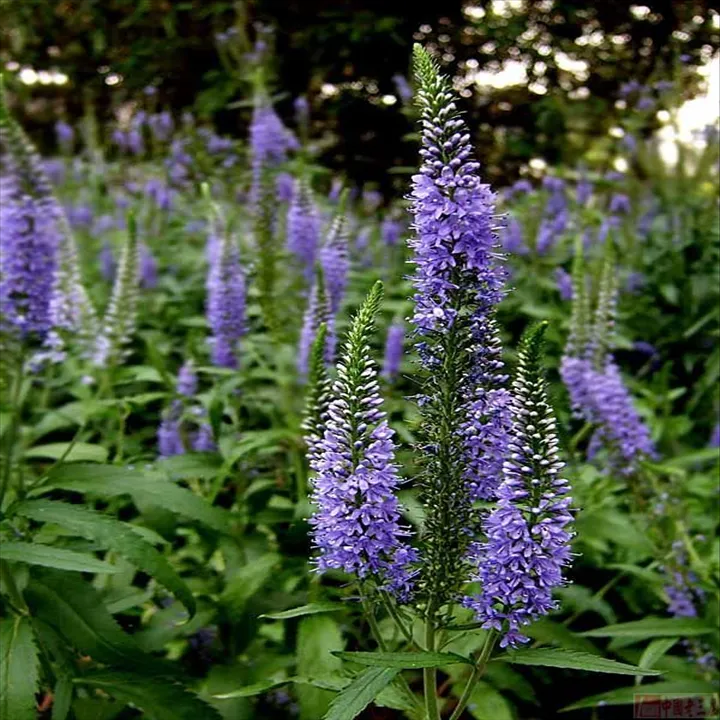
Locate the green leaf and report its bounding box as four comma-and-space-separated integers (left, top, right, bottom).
24, 571, 175, 676
524, 618, 602, 655
214, 678, 290, 699
324, 667, 400, 720
220, 554, 280, 615
39, 464, 231, 533
637, 638, 678, 680
24, 442, 108, 463
157, 454, 222, 480
74, 672, 222, 720
0, 542, 119, 574
0, 616, 40, 720
70, 697, 125, 720
333, 651, 472, 669
662, 448, 720, 468
495, 648, 662, 676
105, 588, 154, 615
459, 681, 514, 720
555, 584, 617, 624
581, 617, 715, 639
16, 500, 195, 616
297, 615, 344, 720
52, 675, 73, 720
260, 602, 344, 620
561, 680, 719, 712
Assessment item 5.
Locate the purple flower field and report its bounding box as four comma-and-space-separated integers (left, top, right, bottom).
1, 8, 719, 720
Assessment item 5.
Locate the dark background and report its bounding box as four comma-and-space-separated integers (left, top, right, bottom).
2, 0, 719, 192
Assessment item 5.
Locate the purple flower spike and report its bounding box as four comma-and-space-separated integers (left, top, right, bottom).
319, 211, 350, 315
465, 324, 574, 647
275, 172, 294, 203
148, 111, 174, 142
298, 272, 335, 379
177, 361, 198, 397
287, 178, 321, 281
158, 404, 185, 458
501, 216, 527, 255
0, 196, 59, 338
192, 423, 216, 452
55, 120, 74, 153
309, 283, 417, 600
583, 361, 656, 474
248, 101, 298, 209
554, 268, 573, 301
206, 228, 246, 369
380, 218, 402, 247
382, 322, 404, 381
710, 423, 720, 449
139, 243, 158, 289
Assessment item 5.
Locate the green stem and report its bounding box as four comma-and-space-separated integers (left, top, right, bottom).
448, 631, 498, 720
360, 592, 423, 718
0, 355, 25, 509
0, 560, 29, 615
569, 421, 593, 456
382, 593, 417, 648
423, 613, 440, 720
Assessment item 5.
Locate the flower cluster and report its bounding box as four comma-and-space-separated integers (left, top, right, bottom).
157, 361, 217, 457
319, 204, 350, 315
407, 44, 512, 605
298, 270, 335, 379
286, 178, 321, 282
381, 322, 404, 381
309, 282, 416, 600
248, 101, 298, 209
466, 324, 574, 647
560, 248, 655, 473
0, 196, 59, 338
1, 79, 97, 362
93, 219, 140, 367
206, 215, 246, 369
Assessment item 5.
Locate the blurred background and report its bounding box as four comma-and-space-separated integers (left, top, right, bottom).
2, 0, 719, 196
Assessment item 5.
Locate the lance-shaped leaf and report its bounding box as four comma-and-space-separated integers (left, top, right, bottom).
35, 463, 231, 533
324, 667, 401, 720
333, 651, 472, 669
0, 616, 40, 720
0, 542, 119, 574
494, 648, 663, 676
24, 571, 176, 676
73, 671, 222, 720
16, 499, 195, 616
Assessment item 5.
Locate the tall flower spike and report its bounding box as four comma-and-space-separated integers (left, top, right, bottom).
42, 212, 98, 362
301, 322, 333, 464
0, 195, 59, 339
287, 177, 321, 282
93, 214, 140, 367
0, 77, 96, 353
381, 321, 404, 382
158, 402, 185, 458
309, 282, 417, 600
176, 361, 198, 397
560, 241, 655, 473
587, 246, 618, 369
0, 76, 55, 199
582, 361, 656, 474
247, 100, 296, 333
319, 191, 350, 315
205, 207, 246, 369
465, 323, 575, 648
408, 45, 511, 610
560, 236, 594, 417
298, 267, 335, 379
